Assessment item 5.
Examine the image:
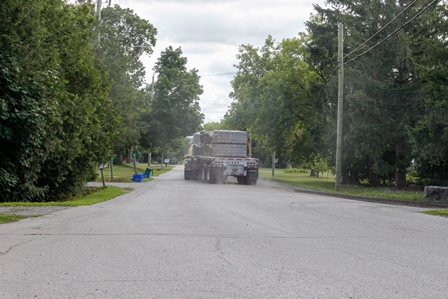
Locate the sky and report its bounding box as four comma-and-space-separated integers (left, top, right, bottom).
110, 0, 326, 123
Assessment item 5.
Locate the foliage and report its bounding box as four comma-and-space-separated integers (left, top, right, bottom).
305, 0, 448, 188
97, 5, 157, 162
161, 137, 192, 164
225, 0, 448, 188
203, 121, 230, 131
0, 1, 117, 201
142, 46, 204, 152
407, 2, 448, 182
224, 35, 322, 165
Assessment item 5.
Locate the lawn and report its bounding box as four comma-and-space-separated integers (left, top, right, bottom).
259, 168, 428, 201
424, 209, 448, 217
1, 164, 176, 224
0, 186, 130, 207
96, 163, 174, 182
0, 186, 131, 224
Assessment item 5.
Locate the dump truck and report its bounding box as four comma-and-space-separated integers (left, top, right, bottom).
184, 130, 259, 185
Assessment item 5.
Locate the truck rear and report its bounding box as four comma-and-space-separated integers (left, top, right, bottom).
184, 130, 259, 185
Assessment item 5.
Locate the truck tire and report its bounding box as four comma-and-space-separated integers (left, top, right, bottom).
207, 167, 216, 184
237, 176, 246, 185
184, 171, 190, 180
201, 166, 207, 183
216, 173, 225, 184
247, 178, 257, 185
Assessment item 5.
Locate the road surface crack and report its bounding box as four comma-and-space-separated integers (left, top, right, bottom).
0, 240, 32, 257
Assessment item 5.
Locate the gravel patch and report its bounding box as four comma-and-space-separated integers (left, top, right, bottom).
0, 206, 69, 216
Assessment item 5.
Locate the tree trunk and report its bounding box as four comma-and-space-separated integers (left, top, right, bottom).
369, 171, 380, 187
114, 153, 123, 165
395, 143, 407, 190
349, 167, 360, 185
368, 157, 380, 187
126, 147, 132, 164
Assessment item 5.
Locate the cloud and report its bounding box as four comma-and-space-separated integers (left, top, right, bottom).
127, 0, 318, 45
118, 0, 325, 123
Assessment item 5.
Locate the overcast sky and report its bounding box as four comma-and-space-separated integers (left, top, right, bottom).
113, 0, 326, 123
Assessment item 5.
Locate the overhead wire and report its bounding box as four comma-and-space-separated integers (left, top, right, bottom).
343, 0, 419, 61
342, 0, 439, 66
308, 0, 438, 104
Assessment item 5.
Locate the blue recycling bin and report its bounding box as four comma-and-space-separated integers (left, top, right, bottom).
132, 173, 144, 182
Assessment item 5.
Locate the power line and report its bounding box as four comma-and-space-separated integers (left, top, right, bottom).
343, 0, 418, 61
343, 0, 438, 66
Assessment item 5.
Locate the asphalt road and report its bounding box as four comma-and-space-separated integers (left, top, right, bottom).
1, 166, 447, 298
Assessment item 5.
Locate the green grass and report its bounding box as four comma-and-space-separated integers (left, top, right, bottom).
61, 186, 131, 206
259, 168, 428, 201
0, 186, 131, 224
0, 186, 130, 207
0, 186, 130, 224
96, 163, 174, 182
1, 165, 175, 224
423, 209, 448, 217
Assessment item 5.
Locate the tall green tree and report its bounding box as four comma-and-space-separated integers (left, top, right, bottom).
407, 0, 448, 183
225, 35, 322, 165
306, 0, 445, 188
37, 3, 117, 199
144, 46, 204, 152
0, 1, 116, 201
97, 5, 157, 162
224, 37, 277, 132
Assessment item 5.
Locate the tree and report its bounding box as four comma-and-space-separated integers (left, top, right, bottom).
37, 3, 117, 199
97, 5, 157, 163
145, 46, 204, 152
225, 35, 323, 166
407, 0, 448, 184
224, 37, 277, 132
203, 121, 229, 131
305, 0, 445, 188
0, 1, 116, 201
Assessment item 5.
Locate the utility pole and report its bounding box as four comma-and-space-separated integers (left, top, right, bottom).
148, 74, 154, 166
335, 23, 344, 192
96, 0, 102, 21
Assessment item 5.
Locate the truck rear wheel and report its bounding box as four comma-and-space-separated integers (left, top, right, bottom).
247, 178, 257, 185
215, 173, 225, 184
207, 167, 216, 184
237, 176, 246, 185
201, 166, 207, 183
